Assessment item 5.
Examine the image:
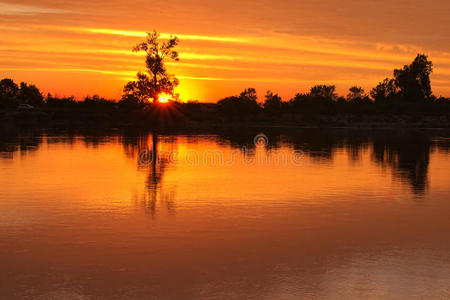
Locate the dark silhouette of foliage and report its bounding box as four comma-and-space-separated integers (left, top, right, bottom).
310, 85, 337, 99
239, 88, 258, 102
263, 91, 283, 115
122, 73, 154, 104
0, 78, 19, 108
45, 93, 76, 106
289, 93, 333, 113
0, 79, 43, 108
370, 78, 397, 104
394, 54, 433, 102
370, 54, 433, 106
346, 86, 372, 111
335, 96, 347, 106
347, 86, 365, 102
288, 85, 337, 114
1, 52, 449, 128
123, 31, 179, 103
218, 88, 261, 118
19, 82, 43, 106
83, 95, 116, 112
0, 78, 19, 99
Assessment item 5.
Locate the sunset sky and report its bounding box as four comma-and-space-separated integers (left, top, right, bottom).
1, 0, 450, 102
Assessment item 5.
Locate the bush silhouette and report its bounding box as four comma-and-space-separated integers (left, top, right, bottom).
19, 82, 43, 106
263, 91, 283, 115
218, 88, 261, 119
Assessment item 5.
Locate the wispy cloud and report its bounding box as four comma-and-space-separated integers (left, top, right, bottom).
0, 67, 383, 85
86, 28, 246, 43
41, 26, 247, 43
29, 25, 450, 65
0, 2, 72, 15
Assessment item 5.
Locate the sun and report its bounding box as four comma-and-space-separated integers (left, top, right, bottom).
158, 93, 171, 103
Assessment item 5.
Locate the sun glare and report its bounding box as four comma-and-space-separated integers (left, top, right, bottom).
158, 93, 171, 103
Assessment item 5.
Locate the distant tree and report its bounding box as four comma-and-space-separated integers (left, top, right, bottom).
263, 90, 283, 114
289, 92, 335, 114
239, 88, 257, 102
287, 85, 337, 113
0, 78, 19, 108
347, 86, 365, 101
45, 93, 76, 106
393, 54, 433, 102
218, 88, 260, 118
346, 86, 372, 108
84, 95, 103, 102
309, 85, 337, 99
19, 82, 43, 106
84, 94, 111, 105
123, 31, 179, 103
370, 78, 397, 103
370, 54, 433, 105
0, 78, 19, 100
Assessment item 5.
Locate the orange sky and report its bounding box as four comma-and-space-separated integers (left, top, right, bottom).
1, 0, 450, 102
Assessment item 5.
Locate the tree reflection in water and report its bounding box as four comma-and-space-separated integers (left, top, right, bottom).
123, 133, 176, 218
1, 128, 448, 208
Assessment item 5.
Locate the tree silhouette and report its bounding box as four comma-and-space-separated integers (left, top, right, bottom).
370, 78, 397, 103
393, 54, 433, 102
263, 90, 283, 115
346, 86, 372, 108
19, 82, 43, 106
309, 85, 337, 99
370, 54, 433, 104
0, 78, 19, 100
288, 85, 337, 113
347, 86, 365, 101
240, 88, 257, 102
218, 88, 260, 118
123, 31, 180, 103
0, 78, 19, 108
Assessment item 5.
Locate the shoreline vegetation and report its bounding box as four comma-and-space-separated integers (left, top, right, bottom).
1, 32, 450, 130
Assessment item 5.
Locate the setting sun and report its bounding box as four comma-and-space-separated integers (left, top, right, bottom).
158, 93, 171, 103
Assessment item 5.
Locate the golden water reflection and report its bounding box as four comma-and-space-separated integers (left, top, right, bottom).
0, 128, 449, 299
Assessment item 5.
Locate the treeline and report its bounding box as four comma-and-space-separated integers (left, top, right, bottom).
217, 54, 450, 118
0, 79, 44, 108
1, 54, 450, 128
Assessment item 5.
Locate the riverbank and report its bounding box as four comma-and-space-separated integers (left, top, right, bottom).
1, 109, 450, 130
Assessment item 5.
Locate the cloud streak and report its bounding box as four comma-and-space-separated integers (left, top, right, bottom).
0, 2, 72, 15
31, 25, 450, 66
44, 26, 247, 43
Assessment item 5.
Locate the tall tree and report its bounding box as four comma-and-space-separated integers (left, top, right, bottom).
123, 31, 180, 103
393, 54, 433, 102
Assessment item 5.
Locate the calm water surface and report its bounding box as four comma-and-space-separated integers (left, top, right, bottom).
0, 129, 449, 299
